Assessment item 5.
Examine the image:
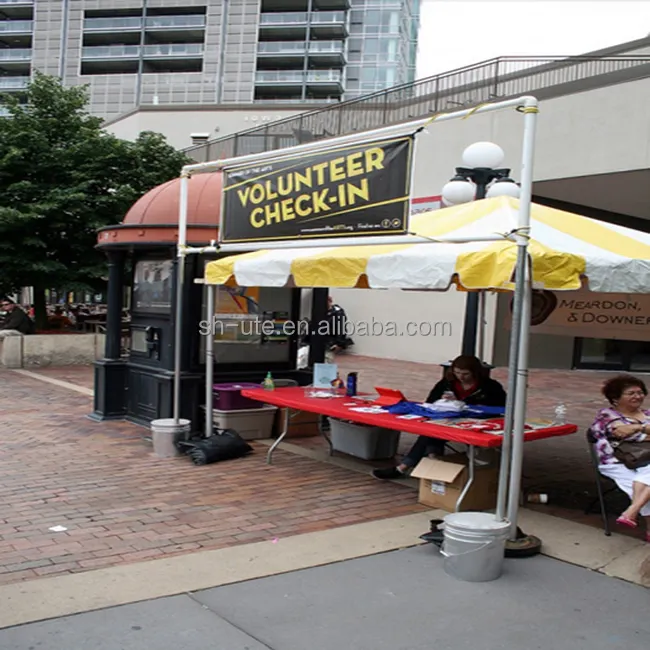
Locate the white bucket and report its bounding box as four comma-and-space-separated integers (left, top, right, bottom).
150, 418, 191, 458
439, 512, 511, 582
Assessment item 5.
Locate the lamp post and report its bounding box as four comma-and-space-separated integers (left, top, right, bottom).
441, 142, 521, 358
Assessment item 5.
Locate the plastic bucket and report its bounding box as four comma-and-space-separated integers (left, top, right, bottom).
150, 418, 191, 458
439, 512, 511, 582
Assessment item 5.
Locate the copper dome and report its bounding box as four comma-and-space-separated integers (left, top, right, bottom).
97, 172, 223, 248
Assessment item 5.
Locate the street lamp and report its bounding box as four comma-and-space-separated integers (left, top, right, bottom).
441, 142, 521, 358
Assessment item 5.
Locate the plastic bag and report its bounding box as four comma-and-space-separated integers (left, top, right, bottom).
423, 399, 466, 413
178, 428, 253, 465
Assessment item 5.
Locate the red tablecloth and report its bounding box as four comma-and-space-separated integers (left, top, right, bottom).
241, 387, 578, 448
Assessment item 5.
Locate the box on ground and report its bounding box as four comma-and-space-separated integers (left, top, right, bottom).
280, 409, 322, 438
212, 405, 277, 440
411, 451, 499, 512
329, 418, 400, 460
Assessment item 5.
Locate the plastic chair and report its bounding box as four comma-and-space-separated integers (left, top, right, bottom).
273, 379, 299, 388
584, 429, 622, 536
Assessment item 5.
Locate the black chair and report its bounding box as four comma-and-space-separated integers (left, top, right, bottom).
585, 428, 625, 536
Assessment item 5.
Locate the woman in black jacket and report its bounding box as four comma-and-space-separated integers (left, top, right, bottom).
372, 355, 506, 480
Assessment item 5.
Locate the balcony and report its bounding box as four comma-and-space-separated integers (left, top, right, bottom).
83, 17, 142, 32
257, 40, 345, 65
143, 44, 203, 58
0, 0, 33, 4
309, 11, 348, 37
0, 48, 31, 61
0, 75, 29, 89
0, 20, 32, 34
82, 45, 140, 61
256, 69, 343, 93
82, 44, 203, 60
145, 16, 206, 30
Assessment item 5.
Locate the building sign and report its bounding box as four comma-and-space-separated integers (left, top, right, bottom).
505, 288, 650, 341
219, 136, 415, 243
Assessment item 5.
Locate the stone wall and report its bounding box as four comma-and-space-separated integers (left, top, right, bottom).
0, 334, 106, 368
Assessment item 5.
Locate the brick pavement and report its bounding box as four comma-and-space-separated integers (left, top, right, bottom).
2, 357, 647, 587
0, 370, 425, 586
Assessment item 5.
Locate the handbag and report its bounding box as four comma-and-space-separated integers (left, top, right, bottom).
612, 438, 650, 470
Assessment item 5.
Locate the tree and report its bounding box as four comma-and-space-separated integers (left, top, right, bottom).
0, 73, 191, 327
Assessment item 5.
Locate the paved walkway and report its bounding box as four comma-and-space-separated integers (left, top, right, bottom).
1, 357, 647, 589
1, 545, 648, 649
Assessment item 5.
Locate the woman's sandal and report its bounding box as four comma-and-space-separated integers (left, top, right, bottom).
616, 515, 638, 529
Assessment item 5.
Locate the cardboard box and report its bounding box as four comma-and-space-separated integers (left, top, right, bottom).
410, 452, 499, 512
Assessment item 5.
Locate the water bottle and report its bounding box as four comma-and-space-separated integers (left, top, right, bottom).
346, 372, 358, 397
262, 372, 275, 391
553, 403, 567, 425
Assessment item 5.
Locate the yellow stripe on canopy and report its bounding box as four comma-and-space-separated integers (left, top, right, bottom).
532, 203, 650, 260
454, 239, 586, 290
290, 243, 416, 287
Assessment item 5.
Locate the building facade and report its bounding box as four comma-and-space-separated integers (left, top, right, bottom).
0, 0, 420, 119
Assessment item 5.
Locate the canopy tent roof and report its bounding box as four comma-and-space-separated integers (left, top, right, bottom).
204, 197, 650, 294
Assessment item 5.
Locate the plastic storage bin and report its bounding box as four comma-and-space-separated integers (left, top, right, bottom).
329, 419, 400, 460
212, 405, 278, 440
212, 383, 261, 411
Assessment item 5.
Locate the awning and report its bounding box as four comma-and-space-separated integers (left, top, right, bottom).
204, 196, 650, 293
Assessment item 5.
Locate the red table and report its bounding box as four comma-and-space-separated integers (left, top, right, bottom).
242, 387, 577, 510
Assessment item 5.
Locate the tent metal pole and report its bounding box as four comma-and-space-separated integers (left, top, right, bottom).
506, 254, 532, 538
204, 283, 215, 438
495, 250, 525, 520
172, 171, 190, 425
504, 98, 539, 537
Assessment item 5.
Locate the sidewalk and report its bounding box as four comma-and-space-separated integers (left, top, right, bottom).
1, 541, 648, 649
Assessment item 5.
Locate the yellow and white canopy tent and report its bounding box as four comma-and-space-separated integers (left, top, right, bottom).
205, 196, 650, 294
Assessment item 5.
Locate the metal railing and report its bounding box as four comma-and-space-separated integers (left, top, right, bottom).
256, 70, 342, 83
184, 54, 650, 162
258, 41, 345, 55
0, 0, 32, 4
84, 17, 142, 30
260, 12, 309, 25
0, 76, 29, 88
0, 48, 31, 61
82, 44, 203, 59
145, 16, 206, 29
0, 20, 32, 32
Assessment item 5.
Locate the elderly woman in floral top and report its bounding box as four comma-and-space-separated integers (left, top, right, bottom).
591, 374, 650, 539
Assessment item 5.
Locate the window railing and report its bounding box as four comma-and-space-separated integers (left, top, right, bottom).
256, 71, 304, 83
257, 42, 306, 55
309, 41, 345, 54
0, 76, 29, 88
259, 12, 308, 25
82, 45, 140, 59
185, 53, 650, 162
0, 20, 33, 32
145, 16, 206, 29
310, 11, 346, 24
0, 0, 33, 5
143, 44, 204, 57
307, 70, 342, 82
0, 48, 31, 60
83, 17, 142, 31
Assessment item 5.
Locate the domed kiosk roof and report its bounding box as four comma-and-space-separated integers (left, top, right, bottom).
97, 172, 223, 248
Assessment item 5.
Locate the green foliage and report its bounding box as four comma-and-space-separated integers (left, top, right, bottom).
0, 72, 191, 297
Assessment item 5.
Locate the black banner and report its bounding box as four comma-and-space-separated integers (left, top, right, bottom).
219, 136, 414, 243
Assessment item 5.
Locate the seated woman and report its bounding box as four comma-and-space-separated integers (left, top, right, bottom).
590, 374, 650, 540
372, 355, 507, 480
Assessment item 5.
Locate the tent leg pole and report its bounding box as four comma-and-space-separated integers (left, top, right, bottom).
506, 254, 532, 540
495, 249, 526, 521
205, 284, 215, 438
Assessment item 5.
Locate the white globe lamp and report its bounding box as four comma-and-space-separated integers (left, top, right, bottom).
486, 179, 521, 199
462, 141, 505, 169
441, 179, 475, 205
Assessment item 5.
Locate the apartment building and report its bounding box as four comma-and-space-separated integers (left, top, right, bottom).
0, 0, 420, 120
